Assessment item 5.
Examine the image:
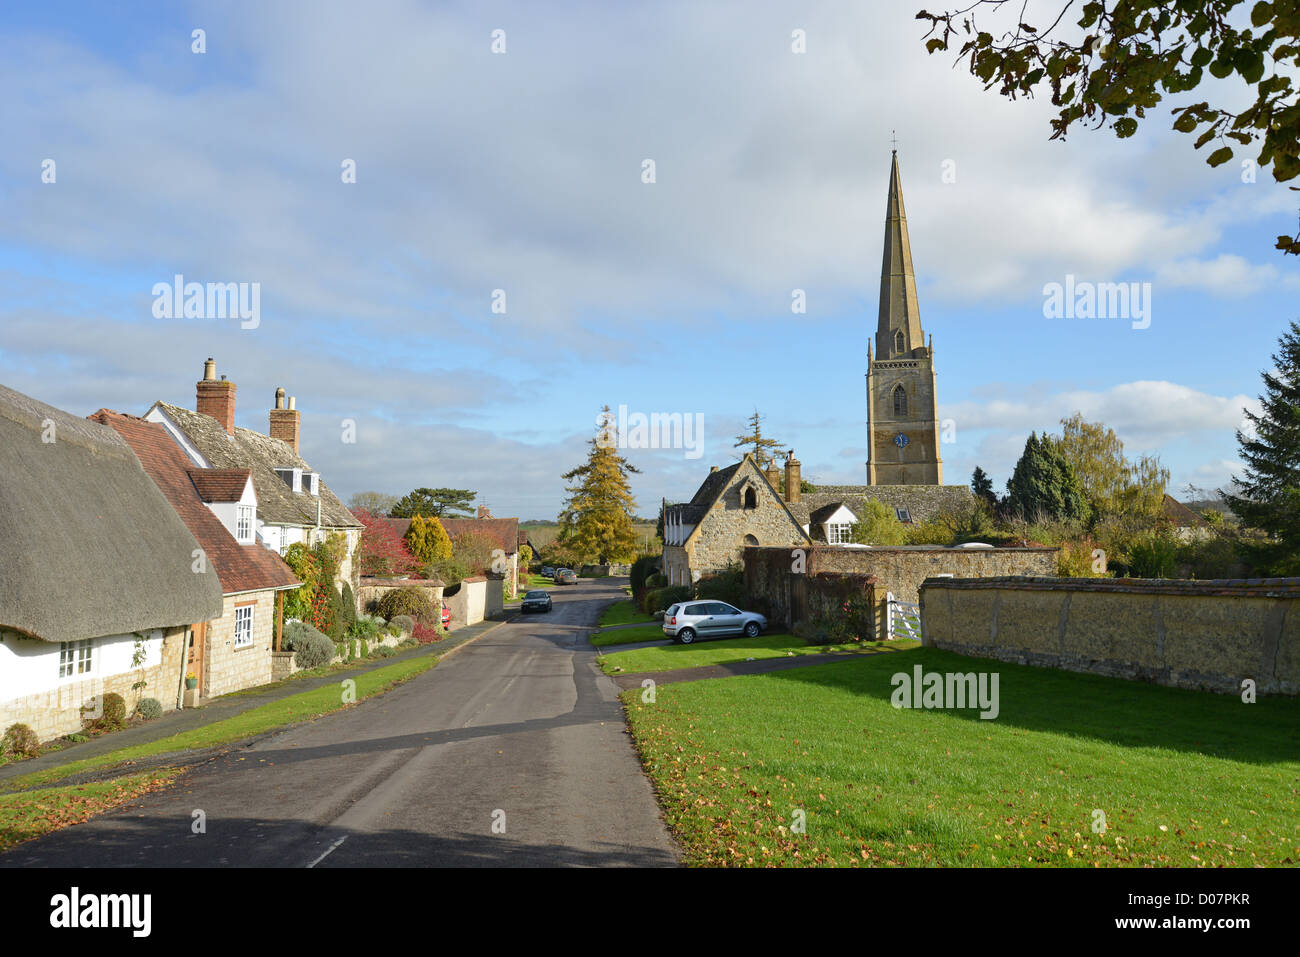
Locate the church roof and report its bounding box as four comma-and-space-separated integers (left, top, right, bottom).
790, 485, 975, 527
876, 152, 925, 359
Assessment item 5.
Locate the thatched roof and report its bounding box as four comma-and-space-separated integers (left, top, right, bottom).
150, 402, 360, 530
0, 383, 225, 643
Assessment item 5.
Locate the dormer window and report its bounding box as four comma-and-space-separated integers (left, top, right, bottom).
275, 467, 303, 493
236, 504, 254, 543
306, 472, 320, 496
827, 523, 851, 544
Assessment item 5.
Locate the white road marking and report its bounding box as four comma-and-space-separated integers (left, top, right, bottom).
306, 834, 348, 868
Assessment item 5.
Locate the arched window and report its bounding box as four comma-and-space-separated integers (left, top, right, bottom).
743, 487, 757, 509
743, 534, 759, 547
894, 330, 905, 355
893, 385, 907, 417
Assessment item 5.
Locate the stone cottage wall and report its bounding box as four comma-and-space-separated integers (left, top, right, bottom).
920, 576, 1300, 695
205, 591, 277, 698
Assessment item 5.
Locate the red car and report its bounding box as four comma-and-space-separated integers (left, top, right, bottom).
441, 604, 451, 628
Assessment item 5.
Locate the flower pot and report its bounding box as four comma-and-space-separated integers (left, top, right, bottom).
185, 678, 198, 690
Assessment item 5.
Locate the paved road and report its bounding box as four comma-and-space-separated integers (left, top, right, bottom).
2, 579, 680, 867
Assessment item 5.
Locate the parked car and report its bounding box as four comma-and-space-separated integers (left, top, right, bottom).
540, 565, 555, 577
441, 604, 451, 628
520, 590, 553, 613
662, 601, 767, 644
554, 568, 577, 585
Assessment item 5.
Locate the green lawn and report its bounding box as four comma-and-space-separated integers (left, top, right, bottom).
590, 623, 667, 647
598, 599, 657, 628
623, 647, 1300, 867
1, 651, 441, 794
600, 634, 916, 675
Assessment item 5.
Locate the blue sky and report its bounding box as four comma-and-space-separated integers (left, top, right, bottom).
2, 1, 1297, 519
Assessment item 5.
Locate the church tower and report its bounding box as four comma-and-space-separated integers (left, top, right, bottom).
866, 151, 942, 485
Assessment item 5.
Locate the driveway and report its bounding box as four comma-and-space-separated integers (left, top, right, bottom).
1, 578, 679, 867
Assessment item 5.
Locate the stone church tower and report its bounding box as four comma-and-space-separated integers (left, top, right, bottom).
866, 151, 942, 485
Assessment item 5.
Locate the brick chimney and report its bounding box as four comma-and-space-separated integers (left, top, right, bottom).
269, 388, 300, 454
477, 505, 492, 519
764, 459, 780, 489
196, 357, 236, 435
784, 451, 802, 504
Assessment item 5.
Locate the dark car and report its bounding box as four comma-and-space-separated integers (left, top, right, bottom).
554, 568, 577, 585
540, 565, 555, 577
521, 590, 553, 613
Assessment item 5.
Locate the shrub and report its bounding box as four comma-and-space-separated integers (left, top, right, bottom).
1, 723, 40, 757
645, 573, 668, 590
695, 562, 744, 607
630, 555, 660, 594
413, 621, 442, 644
369, 645, 397, 658
851, 500, 908, 545
283, 620, 329, 652
645, 585, 692, 615
1125, 529, 1180, 579
82, 692, 127, 732
340, 582, 358, 632
389, 614, 415, 634
348, 616, 381, 641
137, 698, 164, 720
904, 518, 953, 546
360, 640, 369, 658
376, 587, 436, 624
293, 628, 336, 669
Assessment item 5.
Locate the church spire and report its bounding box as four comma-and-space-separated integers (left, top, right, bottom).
876, 151, 925, 359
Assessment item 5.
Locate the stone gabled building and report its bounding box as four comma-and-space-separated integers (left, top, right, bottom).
662, 452, 976, 585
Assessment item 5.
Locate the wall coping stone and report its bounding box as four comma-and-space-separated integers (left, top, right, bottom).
921, 575, 1300, 598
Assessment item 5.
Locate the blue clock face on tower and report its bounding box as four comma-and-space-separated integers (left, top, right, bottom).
893, 433, 909, 448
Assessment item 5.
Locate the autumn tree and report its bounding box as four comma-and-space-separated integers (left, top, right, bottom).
352, 510, 416, 577
1055, 412, 1169, 519
917, 0, 1300, 254
851, 499, 909, 545
404, 513, 453, 565
557, 406, 641, 564
391, 487, 477, 518
734, 410, 784, 470
1226, 319, 1300, 572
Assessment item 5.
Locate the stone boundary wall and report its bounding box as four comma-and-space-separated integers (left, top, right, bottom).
744, 545, 1058, 635
447, 577, 488, 627
920, 576, 1300, 695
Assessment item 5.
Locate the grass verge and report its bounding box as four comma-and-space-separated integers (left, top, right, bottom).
599, 599, 657, 627
591, 623, 668, 647
2, 651, 440, 794
0, 769, 184, 852
601, 634, 916, 674
623, 648, 1300, 867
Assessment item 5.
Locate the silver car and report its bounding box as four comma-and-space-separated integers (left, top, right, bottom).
662, 601, 767, 644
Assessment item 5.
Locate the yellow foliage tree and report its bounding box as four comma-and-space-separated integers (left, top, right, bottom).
404, 513, 452, 565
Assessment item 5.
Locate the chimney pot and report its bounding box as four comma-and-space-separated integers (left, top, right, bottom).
196, 360, 236, 435
274, 387, 286, 410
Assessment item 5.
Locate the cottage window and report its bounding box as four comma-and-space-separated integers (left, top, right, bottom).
743, 487, 757, 509
59, 639, 93, 678
236, 505, 254, 541
827, 523, 851, 544
893, 385, 907, 417
234, 605, 254, 649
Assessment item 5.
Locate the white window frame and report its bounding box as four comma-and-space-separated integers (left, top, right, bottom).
827, 523, 851, 544
236, 504, 254, 542
59, 639, 94, 679
234, 605, 254, 649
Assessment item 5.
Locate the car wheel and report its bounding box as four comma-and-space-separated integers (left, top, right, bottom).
744, 621, 760, 638
678, 628, 696, 645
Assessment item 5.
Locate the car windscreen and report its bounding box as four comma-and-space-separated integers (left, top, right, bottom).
525, 591, 547, 598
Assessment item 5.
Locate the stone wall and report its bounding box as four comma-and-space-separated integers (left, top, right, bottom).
447, 577, 488, 626
920, 576, 1300, 695
357, 577, 445, 623
0, 626, 188, 743
205, 591, 277, 698
485, 576, 504, 618
744, 544, 1058, 634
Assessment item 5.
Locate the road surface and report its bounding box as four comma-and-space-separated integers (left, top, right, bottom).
2, 578, 679, 867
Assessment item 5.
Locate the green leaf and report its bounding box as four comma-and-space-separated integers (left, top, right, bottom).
1173, 112, 1198, 133
1113, 117, 1138, 138
1251, 1, 1273, 28
926, 38, 946, 54
1190, 46, 1212, 68
1209, 58, 1234, 79
1207, 146, 1234, 167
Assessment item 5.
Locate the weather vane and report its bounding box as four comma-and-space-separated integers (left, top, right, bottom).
891, 129, 898, 153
